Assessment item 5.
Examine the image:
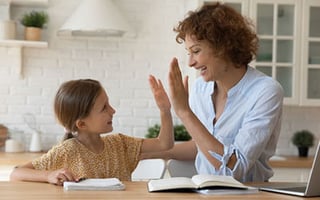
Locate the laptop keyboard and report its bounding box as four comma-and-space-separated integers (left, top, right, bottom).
281, 186, 306, 193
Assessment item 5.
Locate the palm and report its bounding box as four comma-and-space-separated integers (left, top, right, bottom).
149, 75, 171, 112
169, 58, 190, 116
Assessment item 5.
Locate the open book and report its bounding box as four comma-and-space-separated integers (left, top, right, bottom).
148, 174, 258, 194
63, 178, 125, 191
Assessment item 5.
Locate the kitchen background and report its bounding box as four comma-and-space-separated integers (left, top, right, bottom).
0, 0, 319, 156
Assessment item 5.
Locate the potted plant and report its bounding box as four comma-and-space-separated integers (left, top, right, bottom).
292, 130, 315, 157
145, 124, 191, 141
20, 10, 48, 41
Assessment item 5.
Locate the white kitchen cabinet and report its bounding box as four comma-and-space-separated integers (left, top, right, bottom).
300, 0, 320, 106
250, 0, 301, 106
199, 0, 320, 106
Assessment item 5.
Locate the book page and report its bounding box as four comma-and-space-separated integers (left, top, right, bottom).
191, 174, 247, 189
148, 177, 197, 192
63, 178, 125, 191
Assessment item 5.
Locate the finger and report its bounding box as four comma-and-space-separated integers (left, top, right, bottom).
170, 57, 182, 80
169, 58, 179, 86
58, 173, 67, 183
63, 171, 76, 182
148, 75, 158, 92
157, 79, 164, 90
183, 76, 189, 95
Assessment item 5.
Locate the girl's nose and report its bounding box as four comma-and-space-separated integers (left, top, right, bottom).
109, 106, 116, 115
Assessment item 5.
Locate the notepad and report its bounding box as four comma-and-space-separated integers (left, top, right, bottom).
63, 178, 125, 191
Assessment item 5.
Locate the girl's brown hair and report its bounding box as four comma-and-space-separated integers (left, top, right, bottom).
174, 2, 258, 66
54, 79, 103, 140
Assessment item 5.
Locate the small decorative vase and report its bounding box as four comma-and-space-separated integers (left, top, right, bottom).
298, 147, 309, 157
0, 20, 16, 39
24, 27, 41, 41
29, 131, 42, 152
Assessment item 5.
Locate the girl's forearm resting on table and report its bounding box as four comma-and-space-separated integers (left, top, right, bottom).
10, 166, 49, 183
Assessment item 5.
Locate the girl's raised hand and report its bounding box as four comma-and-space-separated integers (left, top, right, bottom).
148, 75, 171, 113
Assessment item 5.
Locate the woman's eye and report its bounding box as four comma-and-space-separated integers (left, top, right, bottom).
187, 50, 199, 55
193, 50, 200, 54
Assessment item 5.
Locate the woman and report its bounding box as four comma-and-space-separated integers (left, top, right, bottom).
143, 2, 284, 182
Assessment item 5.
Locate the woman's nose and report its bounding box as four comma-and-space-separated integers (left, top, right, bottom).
188, 55, 196, 67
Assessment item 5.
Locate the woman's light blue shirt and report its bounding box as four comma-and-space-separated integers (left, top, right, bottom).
190, 66, 284, 182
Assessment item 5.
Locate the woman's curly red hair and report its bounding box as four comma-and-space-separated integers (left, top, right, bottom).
174, 2, 258, 67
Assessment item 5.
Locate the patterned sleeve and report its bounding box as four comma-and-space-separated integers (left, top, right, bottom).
32, 143, 67, 170
118, 133, 143, 172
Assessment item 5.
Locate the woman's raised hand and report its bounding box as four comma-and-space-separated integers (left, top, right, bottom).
168, 57, 190, 117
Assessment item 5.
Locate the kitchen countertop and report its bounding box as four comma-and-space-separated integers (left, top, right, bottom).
0, 152, 44, 165
0, 152, 314, 168
269, 155, 313, 168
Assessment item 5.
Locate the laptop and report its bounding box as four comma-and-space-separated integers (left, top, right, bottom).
259, 141, 320, 197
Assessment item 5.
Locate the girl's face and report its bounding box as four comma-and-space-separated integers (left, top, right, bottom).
81, 90, 116, 134
185, 34, 231, 82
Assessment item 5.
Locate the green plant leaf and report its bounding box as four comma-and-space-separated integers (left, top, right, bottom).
145, 124, 191, 141
292, 130, 314, 147
20, 11, 49, 28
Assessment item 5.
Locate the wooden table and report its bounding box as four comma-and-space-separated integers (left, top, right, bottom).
0, 181, 319, 200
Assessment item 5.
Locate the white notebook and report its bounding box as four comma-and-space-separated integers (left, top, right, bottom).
63, 178, 125, 191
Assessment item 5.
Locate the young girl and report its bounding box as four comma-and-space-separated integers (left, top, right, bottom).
10, 77, 173, 185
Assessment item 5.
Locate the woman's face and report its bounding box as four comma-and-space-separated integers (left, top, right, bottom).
185, 34, 230, 82
81, 90, 116, 134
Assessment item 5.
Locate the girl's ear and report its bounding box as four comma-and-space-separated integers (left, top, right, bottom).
75, 119, 86, 130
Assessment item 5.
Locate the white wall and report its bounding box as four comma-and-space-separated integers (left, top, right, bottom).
0, 0, 319, 155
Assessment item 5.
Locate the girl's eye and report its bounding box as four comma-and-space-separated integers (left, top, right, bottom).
102, 105, 107, 112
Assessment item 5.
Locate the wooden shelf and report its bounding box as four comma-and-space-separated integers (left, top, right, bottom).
0, 0, 49, 78
0, 0, 48, 7
0, 39, 48, 48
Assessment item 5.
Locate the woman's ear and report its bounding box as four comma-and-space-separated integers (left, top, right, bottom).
75, 119, 86, 130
